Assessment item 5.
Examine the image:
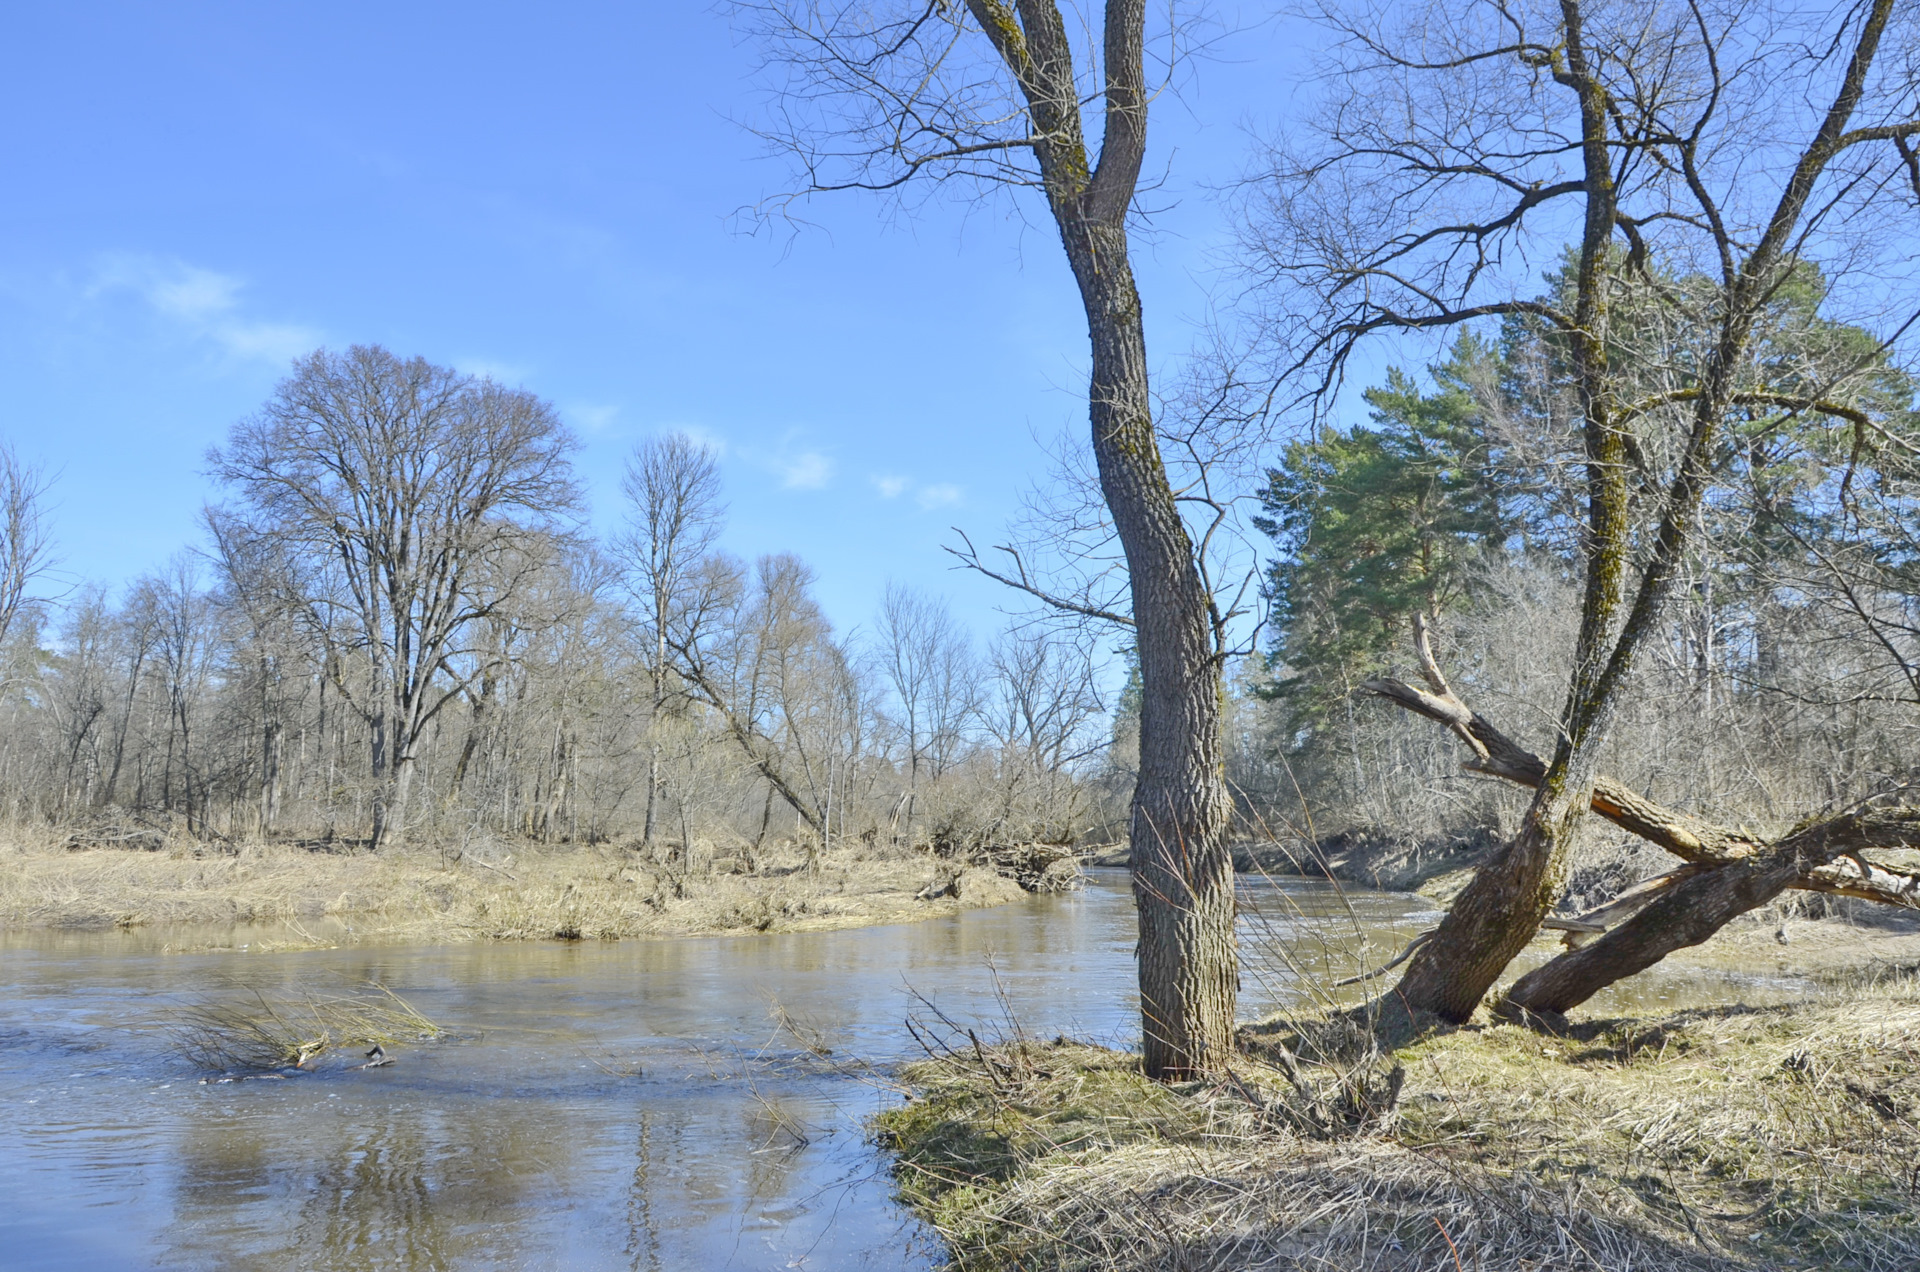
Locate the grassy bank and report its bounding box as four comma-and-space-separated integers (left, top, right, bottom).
0, 832, 1039, 946
879, 946, 1920, 1271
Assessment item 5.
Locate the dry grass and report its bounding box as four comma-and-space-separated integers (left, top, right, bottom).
878, 966, 1920, 1271
172, 979, 443, 1072
0, 828, 1030, 945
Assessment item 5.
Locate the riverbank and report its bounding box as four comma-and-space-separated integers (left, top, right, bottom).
879, 941, 1920, 1271
0, 833, 1060, 946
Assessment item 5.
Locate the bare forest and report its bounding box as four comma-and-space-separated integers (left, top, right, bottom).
0, 347, 1123, 864
7, 265, 1920, 952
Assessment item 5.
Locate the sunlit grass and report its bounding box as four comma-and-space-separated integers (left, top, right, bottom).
878, 965, 1920, 1271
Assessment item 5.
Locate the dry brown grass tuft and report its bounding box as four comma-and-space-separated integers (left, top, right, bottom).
878, 967, 1920, 1271
171, 980, 442, 1072
0, 830, 1032, 944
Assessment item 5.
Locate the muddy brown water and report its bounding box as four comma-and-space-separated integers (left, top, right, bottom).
0, 871, 1815, 1270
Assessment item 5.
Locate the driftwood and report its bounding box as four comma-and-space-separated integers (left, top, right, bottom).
913, 845, 1085, 901
984, 843, 1085, 893
1359, 618, 1920, 1020
63, 821, 168, 853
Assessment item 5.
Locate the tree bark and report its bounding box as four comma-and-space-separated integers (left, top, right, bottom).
1273, 0, 1905, 1034
1069, 219, 1236, 1078
1359, 637, 1919, 1021
1501, 804, 1920, 1021
645, 617, 667, 848
388, 750, 415, 844
368, 701, 390, 850
1377, 1, 1630, 1026
947, 0, 1238, 1077
1383, 787, 1587, 1025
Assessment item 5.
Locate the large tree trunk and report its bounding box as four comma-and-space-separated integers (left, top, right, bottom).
368, 702, 390, 850
1375, 1, 1633, 1027
1501, 803, 1920, 1021
387, 751, 415, 845
1361, 635, 1920, 1023
644, 635, 665, 847
938, 0, 1237, 1077
643, 744, 660, 847
260, 716, 280, 835
1375, 612, 1613, 1026
1383, 784, 1587, 1025
1066, 217, 1236, 1079
1351, 2, 1895, 1030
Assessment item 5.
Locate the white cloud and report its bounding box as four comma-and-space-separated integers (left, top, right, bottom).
568, 402, 620, 434
735, 431, 829, 490
143, 266, 243, 321
868, 472, 963, 508
454, 356, 531, 384
672, 424, 730, 457
89, 253, 321, 366
780, 451, 833, 490
216, 321, 325, 365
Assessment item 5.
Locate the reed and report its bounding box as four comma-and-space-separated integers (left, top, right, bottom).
171, 980, 443, 1072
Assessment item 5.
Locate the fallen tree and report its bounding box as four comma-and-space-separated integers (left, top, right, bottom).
1240, 0, 1920, 1031
1363, 617, 1920, 1022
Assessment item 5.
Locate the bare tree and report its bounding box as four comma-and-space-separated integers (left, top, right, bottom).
979, 625, 1108, 842
876, 583, 978, 845
616, 433, 726, 849
207, 510, 312, 835
662, 551, 826, 835
986, 626, 1108, 774
210, 346, 580, 848
1243, 0, 1920, 1026
745, 0, 1237, 1078
141, 556, 222, 833
0, 418, 1119, 853
100, 582, 161, 808
0, 444, 55, 650
49, 587, 112, 810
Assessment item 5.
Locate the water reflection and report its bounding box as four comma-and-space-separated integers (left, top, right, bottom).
0, 881, 1125, 1269
0, 872, 1805, 1270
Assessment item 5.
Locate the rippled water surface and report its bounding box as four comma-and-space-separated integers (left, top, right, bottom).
0, 870, 1799, 1270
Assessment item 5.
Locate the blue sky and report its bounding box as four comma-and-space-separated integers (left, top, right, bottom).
0, 2, 1311, 643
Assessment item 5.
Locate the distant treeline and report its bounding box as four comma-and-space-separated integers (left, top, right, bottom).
0, 347, 1123, 853
5, 269, 1916, 864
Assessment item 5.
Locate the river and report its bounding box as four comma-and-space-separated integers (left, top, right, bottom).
0, 869, 1806, 1270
